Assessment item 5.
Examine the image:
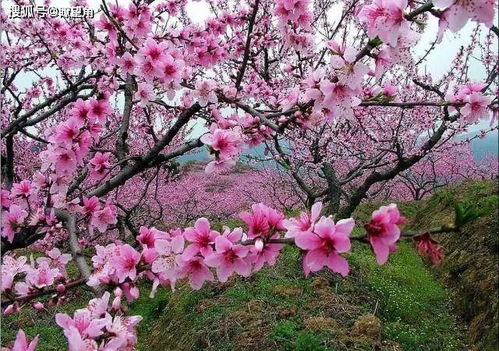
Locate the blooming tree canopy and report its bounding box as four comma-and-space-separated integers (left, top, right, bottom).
1, 0, 497, 349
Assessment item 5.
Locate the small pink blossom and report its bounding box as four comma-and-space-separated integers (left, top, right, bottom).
461, 92, 492, 123
192, 80, 218, 107
3, 303, 20, 316
90, 201, 117, 233
2, 329, 39, 351
87, 99, 111, 122
37, 248, 72, 276
365, 204, 406, 265
11, 180, 34, 199
56, 309, 108, 339
95, 13, 117, 40
137, 226, 169, 248
176, 256, 214, 290
1, 189, 12, 209
204, 157, 237, 174
1, 255, 28, 292
159, 54, 184, 84
358, 0, 410, 47
113, 244, 141, 283
284, 202, 322, 238
25, 261, 60, 289
295, 216, 354, 277
433, 0, 495, 32
120, 52, 136, 75
87, 292, 111, 318
63, 326, 98, 351
2, 205, 28, 243
247, 242, 284, 272
204, 236, 251, 282
138, 38, 168, 67
53, 119, 81, 146
239, 203, 286, 240
329, 44, 369, 88
104, 314, 142, 349
150, 236, 185, 287
201, 128, 243, 160
46, 248, 72, 265
134, 82, 155, 106
82, 196, 101, 215
46, 147, 78, 174
320, 80, 361, 113
182, 218, 219, 260
414, 233, 444, 265
89, 152, 112, 180
121, 282, 140, 302
71, 99, 91, 125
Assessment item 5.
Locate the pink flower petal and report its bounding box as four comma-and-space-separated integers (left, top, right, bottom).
326, 254, 349, 277
295, 232, 322, 250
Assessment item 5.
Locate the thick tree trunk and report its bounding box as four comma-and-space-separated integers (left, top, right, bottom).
2, 135, 15, 189
322, 162, 342, 215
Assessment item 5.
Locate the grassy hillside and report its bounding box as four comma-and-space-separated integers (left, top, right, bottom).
409, 180, 498, 351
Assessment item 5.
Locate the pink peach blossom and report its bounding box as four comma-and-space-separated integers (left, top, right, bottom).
192, 80, 218, 107
284, 202, 322, 238
176, 256, 214, 290
3, 329, 39, 351
239, 203, 286, 240
112, 244, 142, 283
295, 216, 354, 277
182, 218, 219, 260
365, 204, 406, 265
204, 236, 251, 282
2, 205, 28, 243
414, 233, 444, 265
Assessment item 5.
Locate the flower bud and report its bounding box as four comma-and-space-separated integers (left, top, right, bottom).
3, 303, 20, 315
33, 302, 44, 311
112, 296, 122, 311
56, 284, 66, 293
255, 238, 264, 252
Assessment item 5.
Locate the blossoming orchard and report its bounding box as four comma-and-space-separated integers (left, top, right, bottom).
1, 0, 498, 350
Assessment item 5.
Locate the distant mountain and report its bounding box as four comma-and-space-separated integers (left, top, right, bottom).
470, 132, 498, 160
177, 142, 269, 163
178, 149, 209, 162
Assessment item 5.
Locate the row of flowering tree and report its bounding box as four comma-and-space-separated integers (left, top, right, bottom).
251, 141, 497, 205
370, 143, 497, 201
1, 0, 498, 349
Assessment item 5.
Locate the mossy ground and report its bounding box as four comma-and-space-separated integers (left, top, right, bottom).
134, 239, 463, 351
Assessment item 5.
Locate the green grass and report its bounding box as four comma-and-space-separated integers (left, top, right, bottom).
410, 180, 498, 350
271, 320, 329, 351
138, 245, 358, 350
349, 242, 463, 351
426, 180, 498, 216
128, 285, 171, 350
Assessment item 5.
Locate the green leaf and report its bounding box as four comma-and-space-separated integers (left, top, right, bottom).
453, 201, 487, 227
